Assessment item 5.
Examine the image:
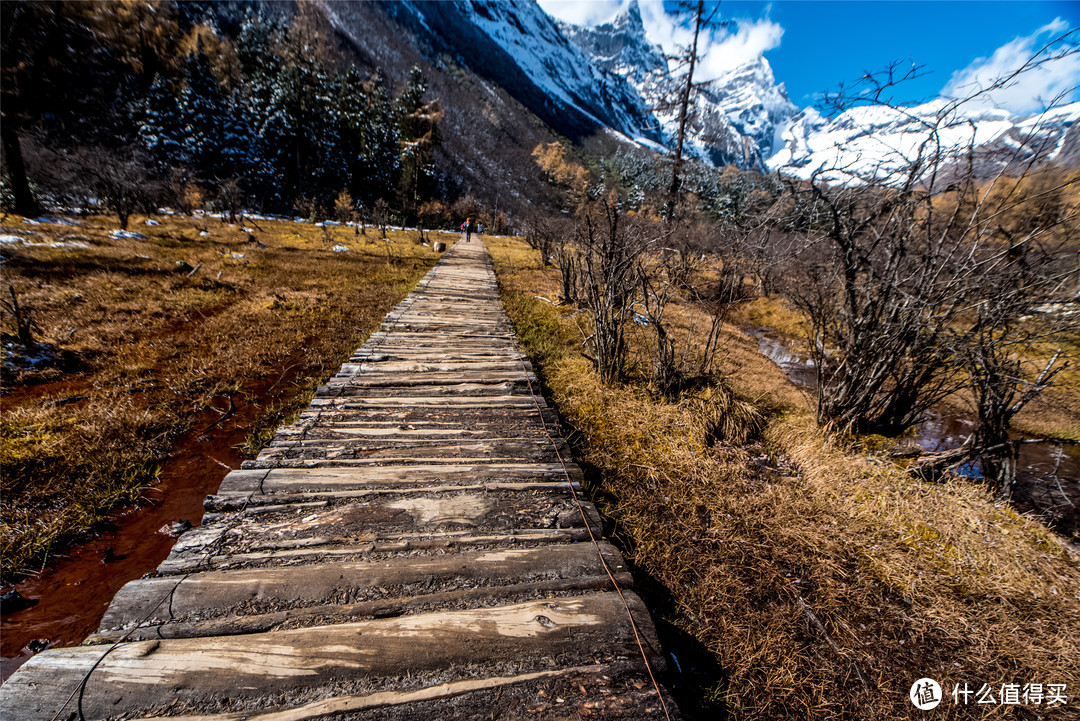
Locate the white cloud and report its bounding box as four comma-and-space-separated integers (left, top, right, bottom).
636, 1, 783, 77
942, 19, 1080, 114
541, 0, 784, 79
535, 0, 624, 27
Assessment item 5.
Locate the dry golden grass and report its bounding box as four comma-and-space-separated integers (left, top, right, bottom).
728, 294, 809, 340
727, 289, 1080, 443
1, 211, 440, 582
489, 234, 1080, 720
1012, 329, 1080, 441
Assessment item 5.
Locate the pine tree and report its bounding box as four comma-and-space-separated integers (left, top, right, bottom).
354, 72, 400, 206
137, 73, 182, 170
396, 67, 440, 223
235, 16, 279, 205
235, 12, 274, 79
337, 66, 370, 200
177, 37, 228, 180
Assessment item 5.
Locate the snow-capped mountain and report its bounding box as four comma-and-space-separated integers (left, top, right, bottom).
558, 0, 1078, 179
768, 99, 1080, 183
379, 0, 661, 145
559, 0, 799, 169
366, 0, 1078, 180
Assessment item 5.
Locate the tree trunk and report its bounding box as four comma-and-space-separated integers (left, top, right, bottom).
666, 0, 704, 222
984, 440, 1018, 501
0, 122, 40, 217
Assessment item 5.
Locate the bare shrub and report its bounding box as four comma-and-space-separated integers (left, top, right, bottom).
522, 211, 569, 267
79, 146, 156, 229
774, 38, 1080, 495
215, 178, 244, 223
574, 193, 653, 383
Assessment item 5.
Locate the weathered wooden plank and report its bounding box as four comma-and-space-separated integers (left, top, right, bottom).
156, 528, 601, 576
1, 595, 662, 721
294, 405, 561, 426
205, 482, 582, 512
193, 488, 598, 546
254, 438, 568, 464
121, 662, 669, 721
264, 435, 564, 448
157, 489, 604, 576
343, 361, 533, 375
216, 464, 581, 496
318, 381, 534, 397
94, 543, 631, 636
273, 425, 549, 441
308, 394, 542, 408
350, 349, 523, 359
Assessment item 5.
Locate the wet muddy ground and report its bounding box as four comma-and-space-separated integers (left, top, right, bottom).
745, 328, 1080, 536
0, 372, 304, 681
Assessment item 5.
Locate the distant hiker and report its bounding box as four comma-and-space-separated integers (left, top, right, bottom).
477, 223, 485, 235
461, 217, 473, 242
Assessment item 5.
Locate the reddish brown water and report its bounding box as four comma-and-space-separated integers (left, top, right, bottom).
0, 388, 277, 681
746, 328, 1080, 535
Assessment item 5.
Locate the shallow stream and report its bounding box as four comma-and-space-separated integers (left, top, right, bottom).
745, 328, 1080, 535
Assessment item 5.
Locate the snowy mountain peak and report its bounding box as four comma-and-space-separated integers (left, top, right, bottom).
557, 1, 667, 82
615, 0, 646, 34
767, 97, 1078, 183
705, 56, 798, 158
561, 6, 800, 169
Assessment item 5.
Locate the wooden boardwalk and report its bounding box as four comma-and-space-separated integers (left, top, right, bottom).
1, 239, 675, 720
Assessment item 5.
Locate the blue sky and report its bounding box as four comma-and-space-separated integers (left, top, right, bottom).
537, 0, 1080, 114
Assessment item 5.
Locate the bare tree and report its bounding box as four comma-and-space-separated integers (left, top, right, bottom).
664, 0, 730, 221
575, 193, 652, 383
775, 33, 1080, 495
636, 224, 708, 395
372, 197, 390, 238
79, 147, 154, 230
2, 285, 38, 351
523, 212, 570, 268
216, 178, 244, 224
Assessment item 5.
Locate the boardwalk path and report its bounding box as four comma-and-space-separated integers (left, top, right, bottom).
2, 239, 674, 720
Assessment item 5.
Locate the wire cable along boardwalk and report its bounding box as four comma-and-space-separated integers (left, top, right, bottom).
1, 239, 676, 720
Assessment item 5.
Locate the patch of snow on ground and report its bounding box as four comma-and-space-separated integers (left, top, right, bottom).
3, 342, 59, 370
35, 216, 80, 226
0, 235, 25, 244
145, 219, 160, 226
111, 230, 148, 239
332, 245, 350, 252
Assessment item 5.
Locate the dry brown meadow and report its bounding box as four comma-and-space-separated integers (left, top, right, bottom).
488, 234, 1080, 720
0, 210, 441, 584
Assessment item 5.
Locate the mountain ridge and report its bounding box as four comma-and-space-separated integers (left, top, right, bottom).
460, 0, 1078, 178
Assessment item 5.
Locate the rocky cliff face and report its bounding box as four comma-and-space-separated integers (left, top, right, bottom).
376, 0, 661, 145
